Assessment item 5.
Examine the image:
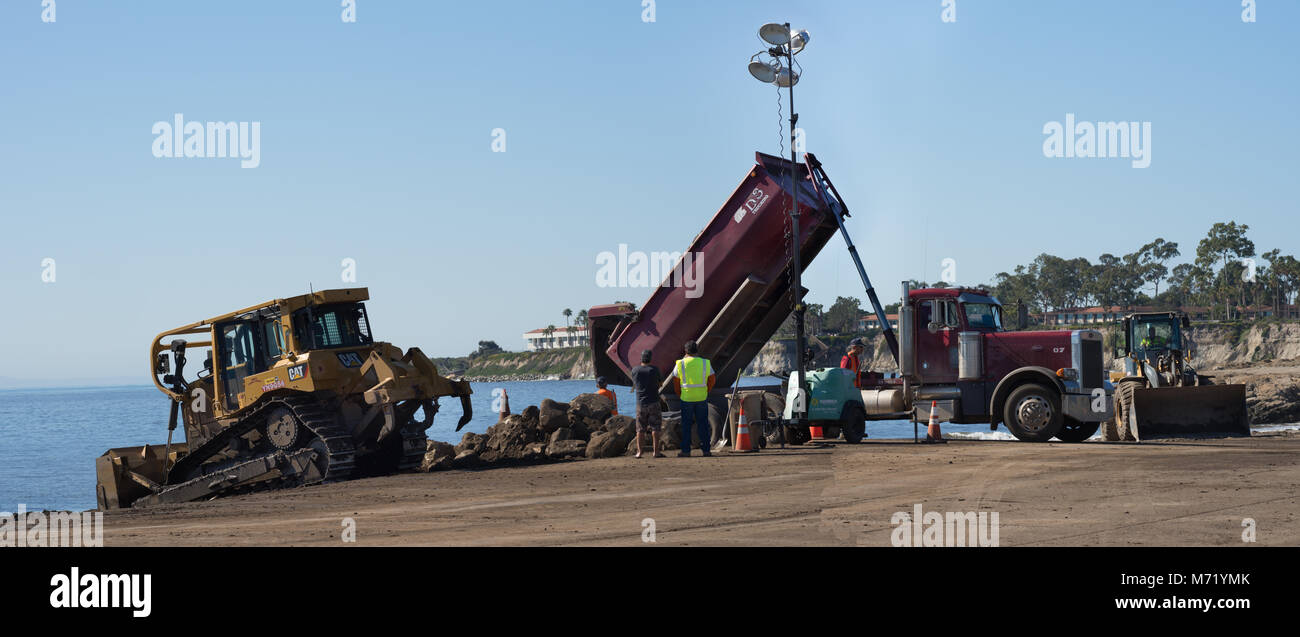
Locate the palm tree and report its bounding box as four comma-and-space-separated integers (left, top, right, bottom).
563, 308, 573, 329
542, 325, 557, 349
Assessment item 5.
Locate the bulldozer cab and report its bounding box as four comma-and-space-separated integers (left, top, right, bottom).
290, 302, 373, 352
217, 319, 272, 412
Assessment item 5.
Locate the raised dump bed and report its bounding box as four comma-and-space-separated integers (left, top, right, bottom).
590, 152, 845, 393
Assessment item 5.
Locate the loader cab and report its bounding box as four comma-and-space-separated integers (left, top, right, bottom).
1120, 313, 1185, 361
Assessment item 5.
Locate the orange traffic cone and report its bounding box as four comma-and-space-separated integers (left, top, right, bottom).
735, 403, 756, 452
926, 400, 946, 444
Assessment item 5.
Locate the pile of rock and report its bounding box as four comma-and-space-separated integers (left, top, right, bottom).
421, 393, 653, 471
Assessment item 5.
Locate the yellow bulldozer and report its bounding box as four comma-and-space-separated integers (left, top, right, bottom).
95, 288, 473, 509
1104, 311, 1248, 441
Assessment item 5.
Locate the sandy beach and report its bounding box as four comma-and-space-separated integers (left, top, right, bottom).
100, 431, 1300, 547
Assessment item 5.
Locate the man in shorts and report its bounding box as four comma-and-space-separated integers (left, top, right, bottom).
630, 349, 664, 458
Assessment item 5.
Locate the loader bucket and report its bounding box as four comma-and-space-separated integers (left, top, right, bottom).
1129, 384, 1249, 440
94, 444, 183, 510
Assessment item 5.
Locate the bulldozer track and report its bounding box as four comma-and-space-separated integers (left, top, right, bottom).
397, 429, 427, 473
147, 394, 356, 506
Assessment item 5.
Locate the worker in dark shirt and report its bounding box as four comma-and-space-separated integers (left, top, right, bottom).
630, 350, 665, 458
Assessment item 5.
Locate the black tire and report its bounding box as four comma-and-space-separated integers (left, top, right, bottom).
840, 403, 866, 444
1001, 383, 1063, 442
1114, 380, 1141, 442
1056, 418, 1100, 443
785, 425, 811, 446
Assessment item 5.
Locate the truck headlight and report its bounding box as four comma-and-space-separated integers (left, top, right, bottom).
1056, 368, 1079, 381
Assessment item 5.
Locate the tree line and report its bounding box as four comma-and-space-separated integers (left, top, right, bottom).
778, 221, 1299, 337
990, 222, 1299, 322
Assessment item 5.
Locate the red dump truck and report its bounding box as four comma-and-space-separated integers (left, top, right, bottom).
590, 152, 1115, 442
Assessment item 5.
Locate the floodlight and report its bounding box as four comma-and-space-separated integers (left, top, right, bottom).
789, 29, 811, 55
774, 67, 800, 87
748, 56, 779, 83
759, 23, 792, 46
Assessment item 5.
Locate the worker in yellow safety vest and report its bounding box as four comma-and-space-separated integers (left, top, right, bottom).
672, 340, 716, 457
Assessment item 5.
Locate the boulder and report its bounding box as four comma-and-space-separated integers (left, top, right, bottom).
660, 411, 682, 449
568, 393, 615, 425
521, 442, 548, 462
538, 399, 570, 433
587, 416, 636, 458
420, 440, 456, 472
456, 432, 487, 456
485, 414, 542, 460
547, 439, 587, 459
569, 419, 594, 442
521, 405, 541, 424
452, 449, 482, 469
549, 427, 573, 446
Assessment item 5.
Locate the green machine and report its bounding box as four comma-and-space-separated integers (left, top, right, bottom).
783, 368, 868, 444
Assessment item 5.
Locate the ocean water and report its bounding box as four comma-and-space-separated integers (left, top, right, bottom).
0, 379, 1027, 512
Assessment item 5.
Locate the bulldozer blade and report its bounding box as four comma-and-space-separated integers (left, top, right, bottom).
95, 444, 177, 510
1130, 384, 1250, 440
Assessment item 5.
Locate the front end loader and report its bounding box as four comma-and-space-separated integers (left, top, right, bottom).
95, 288, 473, 509
1104, 311, 1248, 441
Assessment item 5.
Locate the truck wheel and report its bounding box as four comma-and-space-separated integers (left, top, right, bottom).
1002, 383, 1062, 442
785, 425, 811, 446
840, 404, 866, 444
1056, 418, 1100, 442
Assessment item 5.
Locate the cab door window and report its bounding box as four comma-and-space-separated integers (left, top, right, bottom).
218, 321, 267, 410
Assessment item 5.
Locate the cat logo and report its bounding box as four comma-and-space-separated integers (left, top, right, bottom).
336, 352, 365, 368
287, 364, 307, 381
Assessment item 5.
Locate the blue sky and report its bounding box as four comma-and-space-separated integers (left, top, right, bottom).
1, 0, 1296, 382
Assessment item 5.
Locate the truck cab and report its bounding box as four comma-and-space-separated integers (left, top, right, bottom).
856, 285, 1114, 442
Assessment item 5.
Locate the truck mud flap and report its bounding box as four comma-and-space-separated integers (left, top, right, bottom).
1130, 384, 1249, 440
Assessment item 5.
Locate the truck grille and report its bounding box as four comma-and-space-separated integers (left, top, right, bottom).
1082, 339, 1103, 388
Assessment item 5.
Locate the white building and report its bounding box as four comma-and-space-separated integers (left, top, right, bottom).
523, 326, 589, 351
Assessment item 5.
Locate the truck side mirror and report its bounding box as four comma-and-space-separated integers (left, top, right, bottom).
1016, 309, 1029, 331
155, 353, 170, 375
1181, 316, 1190, 329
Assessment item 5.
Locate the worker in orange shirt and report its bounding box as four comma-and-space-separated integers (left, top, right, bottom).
595, 376, 618, 415
840, 338, 865, 389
